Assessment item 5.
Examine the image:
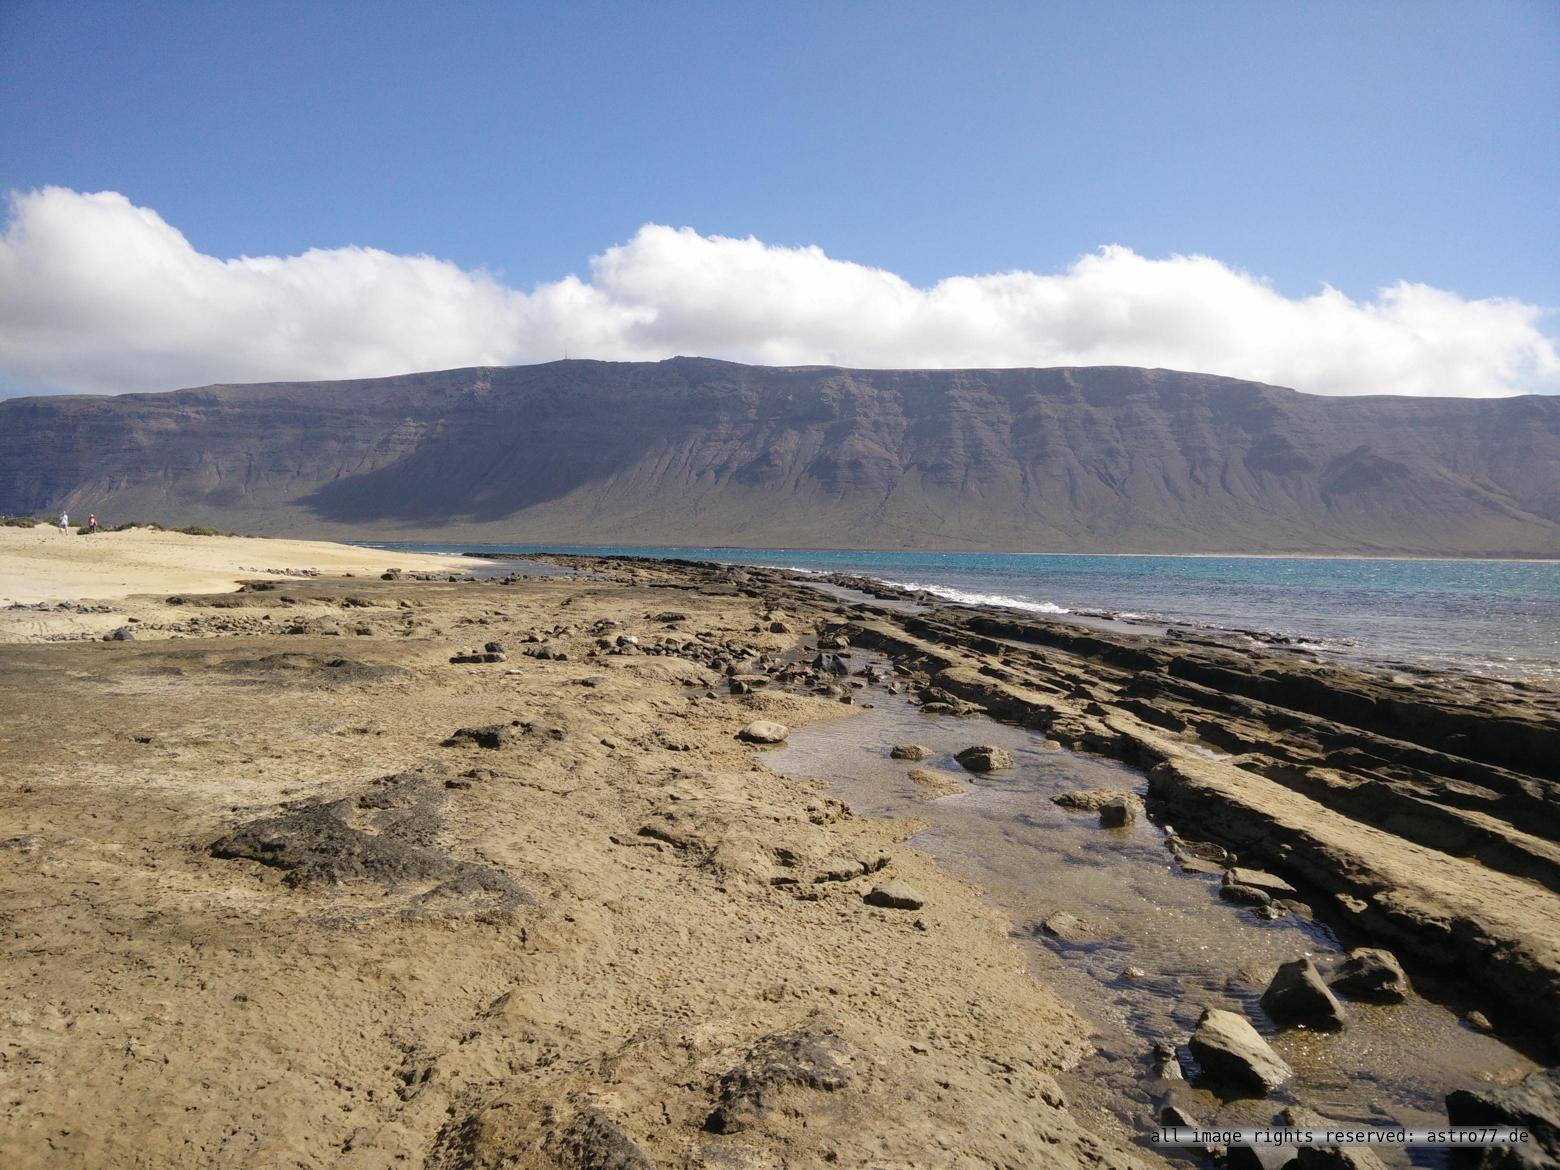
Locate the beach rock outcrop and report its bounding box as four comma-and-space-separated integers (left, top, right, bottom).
1188, 1007, 1292, 1094
1260, 958, 1347, 1030
889, 743, 934, 760
1329, 948, 1411, 1003
704, 1024, 853, 1134
955, 745, 1013, 773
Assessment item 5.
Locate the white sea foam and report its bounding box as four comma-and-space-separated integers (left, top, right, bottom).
884, 580, 1070, 615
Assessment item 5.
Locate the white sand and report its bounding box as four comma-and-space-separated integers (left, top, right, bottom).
0, 525, 482, 606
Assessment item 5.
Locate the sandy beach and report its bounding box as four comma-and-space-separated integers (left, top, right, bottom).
0, 526, 477, 606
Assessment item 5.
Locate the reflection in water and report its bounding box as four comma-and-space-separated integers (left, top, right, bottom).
766, 673, 1533, 1167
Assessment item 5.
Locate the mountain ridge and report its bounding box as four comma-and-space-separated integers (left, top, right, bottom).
2, 358, 1557, 556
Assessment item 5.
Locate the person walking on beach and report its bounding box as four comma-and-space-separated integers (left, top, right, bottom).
87, 514, 97, 534
57, 511, 69, 534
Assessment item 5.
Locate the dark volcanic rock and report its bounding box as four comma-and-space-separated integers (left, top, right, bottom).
704, 1024, 852, 1134
207, 770, 526, 914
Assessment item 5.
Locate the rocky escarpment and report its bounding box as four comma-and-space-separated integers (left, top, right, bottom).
3, 357, 1559, 555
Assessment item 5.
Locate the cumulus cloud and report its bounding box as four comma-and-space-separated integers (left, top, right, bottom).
1, 186, 1555, 398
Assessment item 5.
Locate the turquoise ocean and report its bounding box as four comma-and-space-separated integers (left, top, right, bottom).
368, 544, 1560, 684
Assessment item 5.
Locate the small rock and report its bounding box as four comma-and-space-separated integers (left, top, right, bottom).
1099, 797, 1135, 828
864, 880, 925, 910
1465, 1010, 1494, 1033
1328, 948, 1410, 1003
1260, 958, 1347, 1030
955, 745, 1013, 773
738, 720, 789, 744
889, 744, 935, 761
104, 626, 137, 641
1121, 965, 1148, 981
1040, 912, 1099, 943
1188, 1007, 1292, 1094
1053, 787, 1140, 812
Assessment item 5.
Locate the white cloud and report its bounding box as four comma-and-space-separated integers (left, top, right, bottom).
1, 186, 1555, 397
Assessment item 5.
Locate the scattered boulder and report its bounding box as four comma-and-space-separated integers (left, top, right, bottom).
864, 880, 925, 910
1446, 1066, 1560, 1170
1466, 1010, 1495, 1034
1260, 958, 1347, 1030
890, 743, 935, 761
955, 745, 1013, 773
738, 720, 789, 744
1188, 1007, 1292, 1094
1328, 948, 1410, 1003
103, 626, 137, 641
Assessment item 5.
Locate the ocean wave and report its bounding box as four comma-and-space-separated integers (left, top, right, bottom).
882, 580, 1070, 615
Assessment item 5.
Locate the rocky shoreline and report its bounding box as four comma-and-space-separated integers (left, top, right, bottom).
2, 548, 1555, 1168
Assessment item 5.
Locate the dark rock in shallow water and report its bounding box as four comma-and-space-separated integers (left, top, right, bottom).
1446, 1067, 1560, 1170
955, 745, 1013, 772
1099, 797, 1136, 828
1328, 948, 1410, 1003
1260, 958, 1347, 1030
1188, 1007, 1292, 1094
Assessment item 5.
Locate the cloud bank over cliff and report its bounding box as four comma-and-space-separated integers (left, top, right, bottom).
2, 187, 1556, 397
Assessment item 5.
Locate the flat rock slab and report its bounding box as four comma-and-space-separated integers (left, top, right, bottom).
1189, 1007, 1292, 1095
1225, 867, 1297, 897
907, 767, 965, 801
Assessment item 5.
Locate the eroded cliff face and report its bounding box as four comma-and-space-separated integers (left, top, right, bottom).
2, 357, 1557, 555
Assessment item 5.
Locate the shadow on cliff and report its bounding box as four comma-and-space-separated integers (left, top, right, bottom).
298, 418, 670, 525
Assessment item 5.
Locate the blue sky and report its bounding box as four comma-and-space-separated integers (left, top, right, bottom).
2, 1, 1558, 397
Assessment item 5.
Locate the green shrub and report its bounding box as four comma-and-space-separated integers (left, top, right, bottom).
0, 515, 39, 528
174, 525, 225, 536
